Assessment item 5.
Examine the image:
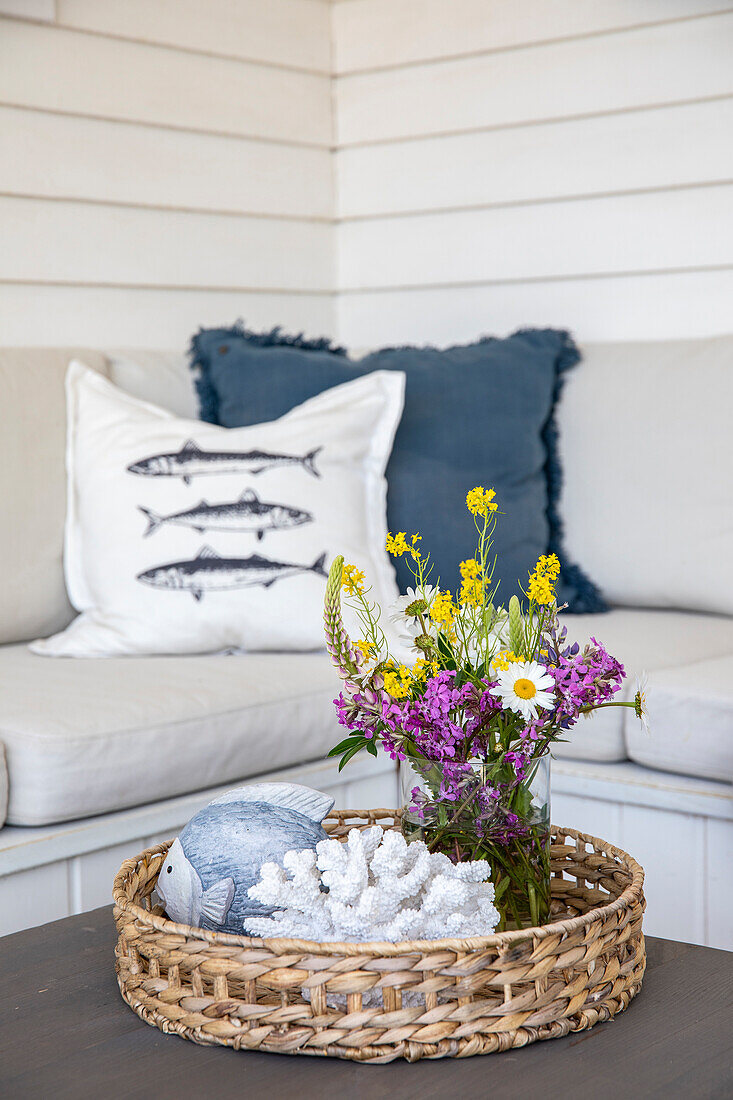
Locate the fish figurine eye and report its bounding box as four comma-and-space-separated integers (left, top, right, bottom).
167, 865, 173, 873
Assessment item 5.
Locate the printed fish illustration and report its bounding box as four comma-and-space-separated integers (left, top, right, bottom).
157, 783, 335, 934
138, 489, 313, 540
136, 546, 328, 600
127, 439, 322, 483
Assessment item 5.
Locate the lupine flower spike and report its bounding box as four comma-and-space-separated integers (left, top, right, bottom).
323, 556, 360, 679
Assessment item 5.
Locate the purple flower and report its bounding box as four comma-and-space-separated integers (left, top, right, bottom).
334, 630, 625, 850
549, 638, 624, 726
504, 750, 529, 779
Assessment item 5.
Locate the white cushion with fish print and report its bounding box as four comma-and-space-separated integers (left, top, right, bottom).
31, 361, 404, 656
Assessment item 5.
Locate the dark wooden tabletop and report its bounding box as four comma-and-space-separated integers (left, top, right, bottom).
1, 907, 731, 1100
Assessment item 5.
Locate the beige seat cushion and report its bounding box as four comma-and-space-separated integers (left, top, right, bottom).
625, 654, 733, 782
0, 348, 109, 643
0, 645, 342, 826
555, 609, 733, 762
106, 349, 198, 419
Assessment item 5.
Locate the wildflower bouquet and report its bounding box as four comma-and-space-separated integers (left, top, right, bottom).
323, 489, 646, 930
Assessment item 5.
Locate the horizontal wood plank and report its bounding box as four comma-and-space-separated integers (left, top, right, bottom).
0, 106, 333, 219
0, 284, 335, 347
0, 197, 334, 290
0, 19, 331, 146
339, 185, 733, 288
334, 0, 733, 73
337, 269, 733, 347
336, 14, 733, 144
336, 98, 733, 217
57, 0, 332, 73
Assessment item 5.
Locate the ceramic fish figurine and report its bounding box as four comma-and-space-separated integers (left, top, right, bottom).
157, 783, 335, 934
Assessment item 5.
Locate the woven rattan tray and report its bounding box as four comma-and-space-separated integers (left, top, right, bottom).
113, 810, 646, 1063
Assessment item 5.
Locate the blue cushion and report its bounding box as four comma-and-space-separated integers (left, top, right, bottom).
191, 324, 606, 613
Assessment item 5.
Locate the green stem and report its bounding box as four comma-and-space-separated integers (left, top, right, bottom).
424, 786, 480, 853
528, 882, 539, 928
581, 700, 637, 712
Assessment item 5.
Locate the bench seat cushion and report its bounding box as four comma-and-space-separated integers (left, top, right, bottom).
625, 654, 733, 782
3, 608, 732, 825
554, 609, 733, 762
0, 646, 343, 826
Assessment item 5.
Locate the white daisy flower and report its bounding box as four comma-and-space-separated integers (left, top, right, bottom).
495, 660, 556, 721
388, 586, 437, 644
634, 672, 650, 734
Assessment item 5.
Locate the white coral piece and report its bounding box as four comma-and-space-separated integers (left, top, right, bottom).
244, 826, 499, 942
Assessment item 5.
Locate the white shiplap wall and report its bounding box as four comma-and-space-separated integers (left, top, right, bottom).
2, 2, 732, 349
0, 0, 335, 346
332, 1, 733, 348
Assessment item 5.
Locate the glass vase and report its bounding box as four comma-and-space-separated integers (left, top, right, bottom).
400, 753, 551, 931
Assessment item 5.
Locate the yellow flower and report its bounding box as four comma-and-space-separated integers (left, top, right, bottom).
459, 557, 484, 607
411, 658, 427, 681
385, 531, 409, 556
411, 656, 441, 681
411, 657, 431, 681
341, 563, 365, 596
527, 553, 560, 606
383, 664, 413, 699
466, 486, 498, 517
355, 640, 377, 663
492, 649, 523, 672
429, 590, 456, 632
386, 531, 422, 561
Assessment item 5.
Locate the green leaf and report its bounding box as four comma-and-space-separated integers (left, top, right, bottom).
337, 742, 367, 771
513, 787, 533, 818
327, 736, 365, 758
436, 632, 457, 670
493, 876, 510, 902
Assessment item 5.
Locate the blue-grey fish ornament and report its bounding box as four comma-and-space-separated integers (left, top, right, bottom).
156, 783, 335, 934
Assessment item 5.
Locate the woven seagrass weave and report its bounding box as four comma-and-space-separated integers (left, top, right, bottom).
113, 811, 646, 1063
